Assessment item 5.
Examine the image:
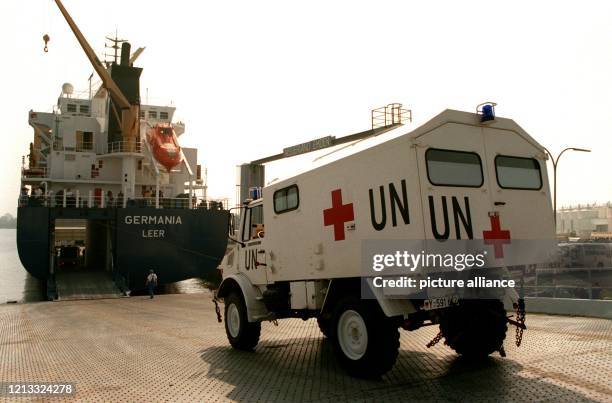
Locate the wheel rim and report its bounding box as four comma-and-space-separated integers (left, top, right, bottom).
227, 303, 241, 338
337, 309, 368, 360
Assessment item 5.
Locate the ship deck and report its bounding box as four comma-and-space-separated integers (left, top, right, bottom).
0, 294, 610, 402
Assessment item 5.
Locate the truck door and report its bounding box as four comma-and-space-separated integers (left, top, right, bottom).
239, 203, 268, 285
480, 126, 555, 268
482, 127, 554, 241
415, 123, 493, 243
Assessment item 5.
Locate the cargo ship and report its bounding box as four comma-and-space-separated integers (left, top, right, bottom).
17, 0, 229, 300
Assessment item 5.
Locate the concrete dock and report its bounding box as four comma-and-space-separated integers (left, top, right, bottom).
0, 294, 610, 402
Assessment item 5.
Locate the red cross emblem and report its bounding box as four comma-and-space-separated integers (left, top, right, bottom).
323, 189, 354, 241
483, 212, 511, 258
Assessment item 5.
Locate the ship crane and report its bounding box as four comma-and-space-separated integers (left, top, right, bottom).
53, 0, 141, 201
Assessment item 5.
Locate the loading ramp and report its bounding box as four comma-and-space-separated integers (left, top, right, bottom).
55, 270, 124, 301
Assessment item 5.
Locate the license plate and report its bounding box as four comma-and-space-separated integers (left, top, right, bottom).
422, 296, 459, 311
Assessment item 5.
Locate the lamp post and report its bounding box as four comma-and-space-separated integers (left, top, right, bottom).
543, 147, 591, 232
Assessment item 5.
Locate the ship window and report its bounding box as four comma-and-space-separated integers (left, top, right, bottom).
495, 155, 542, 190
76, 131, 94, 151
140, 110, 145, 118
148, 111, 157, 119
426, 148, 483, 187
66, 103, 77, 113
79, 104, 90, 114
160, 111, 169, 120
273, 185, 299, 214
64, 154, 76, 161
82, 132, 93, 150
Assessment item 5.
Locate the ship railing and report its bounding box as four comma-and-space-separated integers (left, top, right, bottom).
18, 194, 229, 210
103, 141, 143, 154
48, 141, 142, 154
126, 197, 229, 210
52, 141, 95, 153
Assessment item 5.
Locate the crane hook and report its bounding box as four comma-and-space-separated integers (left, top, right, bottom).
43, 34, 50, 53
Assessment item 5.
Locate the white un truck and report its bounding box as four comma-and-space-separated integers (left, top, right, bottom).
217, 108, 555, 378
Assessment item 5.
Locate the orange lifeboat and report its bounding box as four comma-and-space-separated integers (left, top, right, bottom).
147, 123, 182, 171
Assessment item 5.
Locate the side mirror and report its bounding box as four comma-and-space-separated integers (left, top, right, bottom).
227, 213, 245, 247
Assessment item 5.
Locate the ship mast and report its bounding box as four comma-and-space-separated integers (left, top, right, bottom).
53, 0, 141, 201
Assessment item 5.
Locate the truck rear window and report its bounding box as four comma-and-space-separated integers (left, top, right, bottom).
495, 155, 542, 190
274, 185, 299, 214
426, 148, 483, 187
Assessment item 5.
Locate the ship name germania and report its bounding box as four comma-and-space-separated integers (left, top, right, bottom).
124, 216, 183, 225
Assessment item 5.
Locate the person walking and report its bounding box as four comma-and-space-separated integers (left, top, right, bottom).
105, 190, 114, 207
146, 269, 158, 299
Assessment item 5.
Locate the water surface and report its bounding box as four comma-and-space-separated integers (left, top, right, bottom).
0, 229, 44, 303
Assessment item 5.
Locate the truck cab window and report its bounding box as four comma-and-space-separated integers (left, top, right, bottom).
426, 148, 483, 187
495, 155, 542, 190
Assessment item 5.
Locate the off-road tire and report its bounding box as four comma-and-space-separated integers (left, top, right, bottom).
439, 299, 507, 358
224, 292, 261, 351
330, 297, 399, 378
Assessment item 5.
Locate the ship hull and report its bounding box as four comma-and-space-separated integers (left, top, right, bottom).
16, 206, 230, 290
16, 207, 51, 280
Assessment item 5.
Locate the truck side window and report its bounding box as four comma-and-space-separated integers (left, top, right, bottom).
273, 185, 299, 214
495, 155, 542, 190
425, 148, 483, 187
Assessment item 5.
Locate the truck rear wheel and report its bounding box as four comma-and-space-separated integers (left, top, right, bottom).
330, 297, 399, 378
439, 299, 507, 358
224, 292, 261, 351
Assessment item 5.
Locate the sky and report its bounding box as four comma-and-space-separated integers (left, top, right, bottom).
1, 0, 611, 215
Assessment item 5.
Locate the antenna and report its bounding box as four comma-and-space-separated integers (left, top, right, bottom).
104, 31, 127, 66
88, 72, 94, 99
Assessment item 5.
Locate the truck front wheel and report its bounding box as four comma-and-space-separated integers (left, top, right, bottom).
330, 297, 399, 378
224, 292, 261, 351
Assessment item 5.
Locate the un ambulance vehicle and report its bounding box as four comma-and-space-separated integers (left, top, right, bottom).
217, 107, 555, 377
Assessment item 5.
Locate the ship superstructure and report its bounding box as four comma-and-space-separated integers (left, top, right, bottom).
25, 78, 201, 207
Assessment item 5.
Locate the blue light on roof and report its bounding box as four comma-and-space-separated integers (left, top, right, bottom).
481, 104, 495, 122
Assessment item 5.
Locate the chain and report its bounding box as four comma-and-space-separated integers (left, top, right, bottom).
515, 298, 526, 347
426, 331, 444, 348
213, 298, 222, 323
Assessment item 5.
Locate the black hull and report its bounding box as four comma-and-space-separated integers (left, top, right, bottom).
16, 206, 229, 290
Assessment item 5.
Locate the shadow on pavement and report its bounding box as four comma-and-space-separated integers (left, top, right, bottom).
198, 335, 599, 402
